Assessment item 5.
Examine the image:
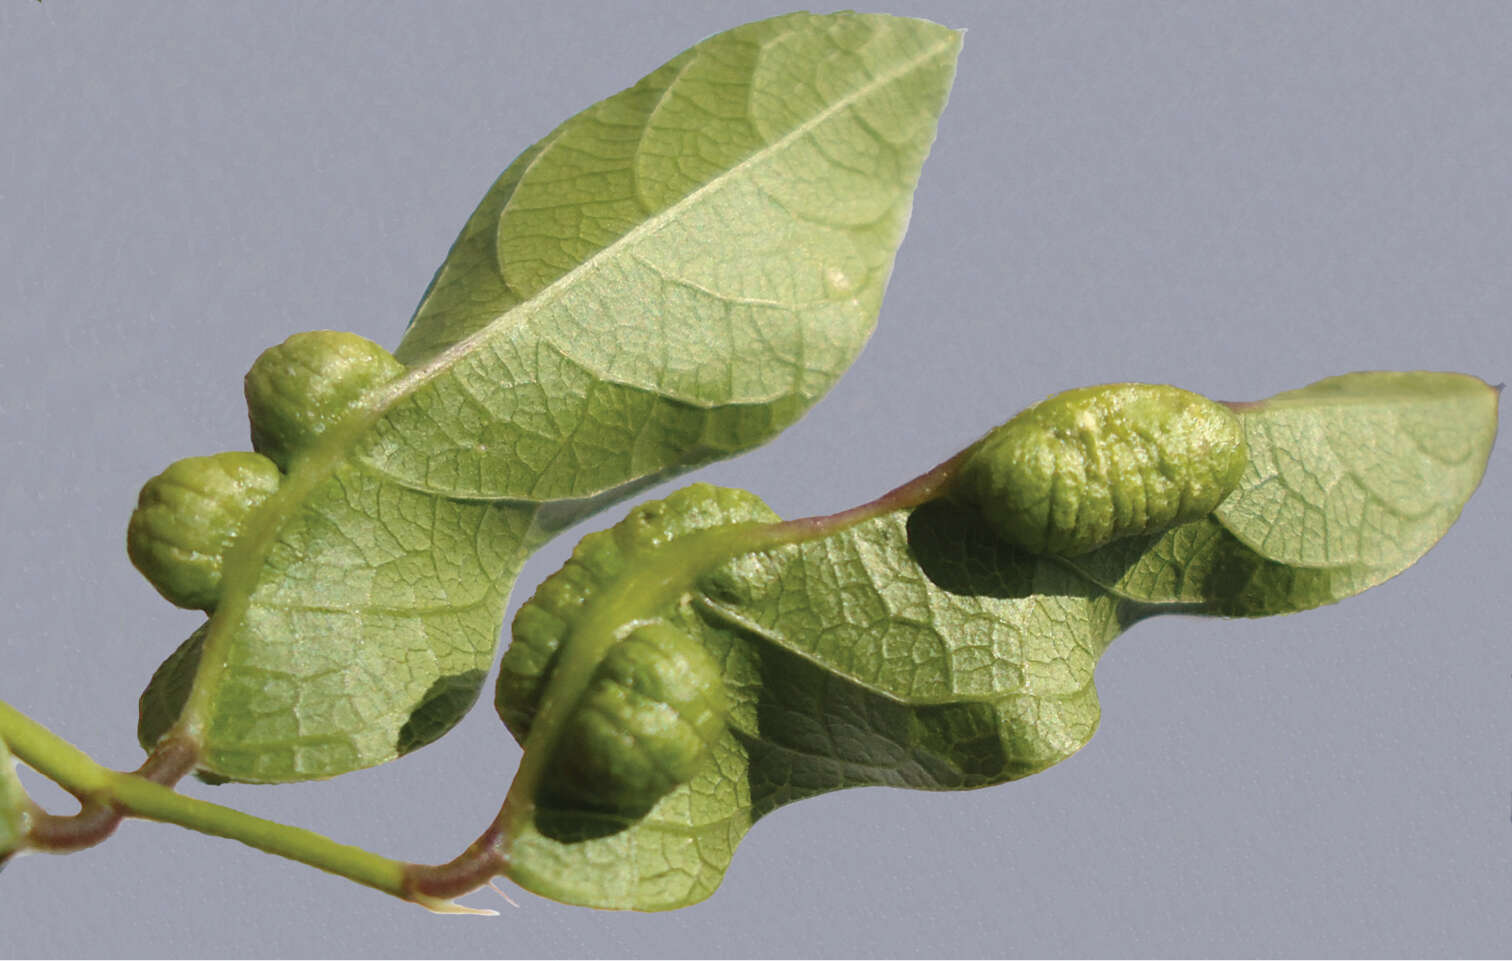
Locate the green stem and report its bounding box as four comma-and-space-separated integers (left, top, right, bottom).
23, 734, 197, 851
0, 700, 484, 914
5, 422, 981, 902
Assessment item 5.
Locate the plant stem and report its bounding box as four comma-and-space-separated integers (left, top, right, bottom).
737, 445, 976, 552
410, 443, 978, 897
0, 700, 481, 913
3, 444, 983, 906
24, 735, 197, 851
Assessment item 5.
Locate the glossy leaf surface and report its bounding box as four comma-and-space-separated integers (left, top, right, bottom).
137, 11, 961, 782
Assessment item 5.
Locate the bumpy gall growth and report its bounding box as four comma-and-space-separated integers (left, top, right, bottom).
498, 483, 777, 740
244, 330, 404, 471
538, 622, 728, 820
499, 484, 779, 823
955, 383, 1248, 557
126, 451, 282, 610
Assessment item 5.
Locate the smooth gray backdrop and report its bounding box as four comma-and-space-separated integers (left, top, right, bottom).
3, 2, 1509, 956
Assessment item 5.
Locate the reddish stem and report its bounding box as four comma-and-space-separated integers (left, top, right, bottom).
25, 736, 198, 852
407, 442, 978, 897
751, 444, 975, 548
402, 824, 510, 901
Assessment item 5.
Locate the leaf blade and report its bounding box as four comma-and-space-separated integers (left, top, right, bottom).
1216, 371, 1499, 569
1065, 372, 1500, 616
144, 12, 961, 783
496, 371, 1499, 907
499, 496, 1121, 910
369, 11, 963, 502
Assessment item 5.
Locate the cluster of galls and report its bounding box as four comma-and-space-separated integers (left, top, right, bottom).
126, 331, 404, 612
501, 485, 778, 822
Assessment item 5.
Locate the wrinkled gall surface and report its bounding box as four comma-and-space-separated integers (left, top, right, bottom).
126, 452, 283, 611
537, 622, 728, 822
244, 330, 405, 472
133, 10, 962, 784
496, 483, 1121, 909
956, 383, 1248, 557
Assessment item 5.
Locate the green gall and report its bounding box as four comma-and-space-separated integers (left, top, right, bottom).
244, 330, 404, 471
126, 451, 282, 610
955, 383, 1248, 557
497, 483, 778, 741
538, 622, 728, 820
0, 737, 28, 867
497, 484, 777, 827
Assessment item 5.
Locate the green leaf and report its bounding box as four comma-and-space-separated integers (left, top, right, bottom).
0, 738, 27, 866
138, 625, 207, 754
496, 371, 1497, 910
381, 11, 963, 502
1216, 371, 1498, 568
1067, 372, 1499, 615
499, 494, 1122, 910
138, 11, 961, 783
1060, 517, 1388, 616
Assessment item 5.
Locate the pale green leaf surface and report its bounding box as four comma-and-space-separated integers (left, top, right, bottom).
138, 12, 960, 783
501, 496, 1121, 910
141, 467, 537, 782
500, 371, 1498, 909
1065, 517, 1392, 616
1068, 372, 1498, 615
1066, 520, 1255, 610
371, 11, 962, 501
1215, 372, 1498, 569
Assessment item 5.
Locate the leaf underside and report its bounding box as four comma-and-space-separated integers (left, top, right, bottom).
1070, 371, 1501, 615
138, 11, 962, 782
499, 371, 1498, 910
506, 497, 1119, 909
119, 3, 1499, 915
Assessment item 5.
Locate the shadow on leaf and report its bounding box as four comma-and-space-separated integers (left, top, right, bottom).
396, 669, 489, 757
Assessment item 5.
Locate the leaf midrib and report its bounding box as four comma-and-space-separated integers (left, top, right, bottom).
168, 21, 959, 767
366, 27, 959, 419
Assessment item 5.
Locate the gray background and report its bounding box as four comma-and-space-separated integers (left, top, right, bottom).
3, 2, 1509, 956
